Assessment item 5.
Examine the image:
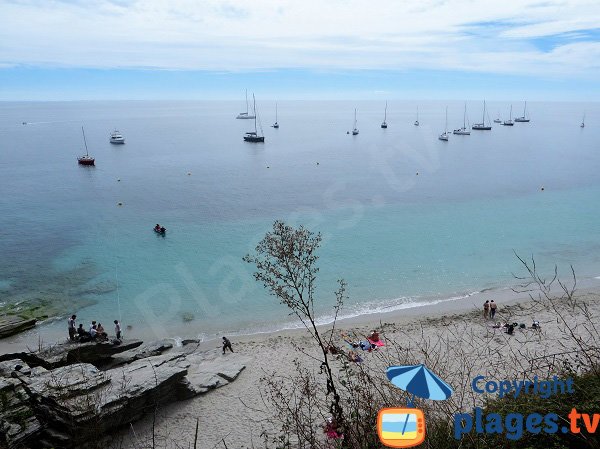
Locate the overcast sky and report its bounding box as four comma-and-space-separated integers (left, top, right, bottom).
1, 0, 599, 100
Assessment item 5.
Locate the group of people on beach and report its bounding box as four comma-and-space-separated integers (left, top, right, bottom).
68, 314, 122, 343
483, 300, 498, 319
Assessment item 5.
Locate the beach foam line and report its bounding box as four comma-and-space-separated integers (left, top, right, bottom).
188, 290, 483, 343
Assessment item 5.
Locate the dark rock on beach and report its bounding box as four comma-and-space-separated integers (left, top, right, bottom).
0, 317, 37, 339
0, 339, 246, 448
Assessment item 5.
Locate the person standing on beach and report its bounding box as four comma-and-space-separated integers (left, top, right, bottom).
222, 336, 233, 354
490, 300, 497, 319
483, 301, 490, 320
114, 320, 122, 340
68, 315, 77, 340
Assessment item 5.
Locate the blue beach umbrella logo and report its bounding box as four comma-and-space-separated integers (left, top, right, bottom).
386, 364, 453, 405
378, 365, 453, 447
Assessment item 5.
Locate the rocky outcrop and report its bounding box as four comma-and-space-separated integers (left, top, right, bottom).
0, 317, 36, 339
0, 339, 144, 369
0, 361, 42, 449
0, 341, 247, 448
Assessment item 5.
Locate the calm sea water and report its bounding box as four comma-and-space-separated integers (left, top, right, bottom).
1, 100, 599, 344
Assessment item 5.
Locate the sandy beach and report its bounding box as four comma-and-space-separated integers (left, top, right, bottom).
109, 282, 600, 449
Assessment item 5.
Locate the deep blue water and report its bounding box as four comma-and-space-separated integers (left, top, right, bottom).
1, 100, 599, 342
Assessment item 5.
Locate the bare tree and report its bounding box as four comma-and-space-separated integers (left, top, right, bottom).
243, 221, 348, 445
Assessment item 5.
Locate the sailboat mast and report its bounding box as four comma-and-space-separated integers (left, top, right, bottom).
445, 106, 448, 133
510, 104, 512, 120
81, 126, 89, 157
253, 94, 257, 134
523, 101, 526, 118
245, 89, 249, 114
463, 103, 467, 129
482, 101, 486, 125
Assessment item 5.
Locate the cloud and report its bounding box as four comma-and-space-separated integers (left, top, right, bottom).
0, 0, 598, 79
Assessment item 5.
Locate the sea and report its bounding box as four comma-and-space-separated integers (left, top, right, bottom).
1, 100, 599, 346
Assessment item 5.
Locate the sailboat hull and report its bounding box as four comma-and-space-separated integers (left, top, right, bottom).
244, 135, 264, 142
77, 157, 95, 165
472, 125, 491, 130
236, 114, 255, 119
381, 123, 387, 129
453, 129, 470, 135
514, 118, 529, 122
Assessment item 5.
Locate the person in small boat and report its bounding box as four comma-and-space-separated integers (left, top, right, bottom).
160, 226, 166, 233
154, 224, 161, 232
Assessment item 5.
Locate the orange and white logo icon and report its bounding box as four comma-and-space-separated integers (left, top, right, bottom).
377, 408, 426, 448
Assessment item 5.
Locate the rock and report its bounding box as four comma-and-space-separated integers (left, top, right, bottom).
23, 352, 189, 447
0, 359, 31, 377
97, 339, 174, 370
22, 339, 143, 369
177, 353, 246, 398
0, 377, 43, 448
182, 339, 201, 346
0, 317, 36, 339
132, 338, 173, 360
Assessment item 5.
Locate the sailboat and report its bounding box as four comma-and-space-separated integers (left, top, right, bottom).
453, 103, 471, 135
77, 126, 95, 165
439, 107, 449, 141
502, 105, 514, 126
493, 112, 502, 123
472, 100, 492, 130
236, 90, 256, 119
414, 106, 419, 126
514, 101, 530, 122
243, 94, 264, 142
581, 113, 585, 128
271, 103, 279, 128
352, 109, 359, 135
381, 102, 388, 128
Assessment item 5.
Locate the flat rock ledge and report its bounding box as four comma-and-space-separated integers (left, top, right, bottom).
0, 341, 247, 448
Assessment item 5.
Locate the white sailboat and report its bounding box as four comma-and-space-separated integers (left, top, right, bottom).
243, 94, 264, 142
236, 90, 256, 119
581, 113, 585, 128
502, 105, 514, 126
271, 103, 279, 128
381, 101, 388, 129
352, 109, 359, 135
439, 107, 449, 141
514, 101, 530, 122
414, 106, 419, 126
472, 100, 492, 130
453, 103, 471, 135
493, 111, 502, 124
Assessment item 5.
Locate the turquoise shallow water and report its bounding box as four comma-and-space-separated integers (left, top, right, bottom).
1, 100, 599, 343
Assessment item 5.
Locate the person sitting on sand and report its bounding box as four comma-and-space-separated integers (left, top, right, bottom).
327, 345, 341, 355
368, 330, 380, 342
532, 320, 540, 330
348, 350, 363, 363
90, 321, 97, 333
505, 323, 515, 335
96, 323, 108, 341
483, 301, 490, 319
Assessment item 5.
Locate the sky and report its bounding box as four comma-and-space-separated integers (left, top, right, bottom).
0, 0, 599, 100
